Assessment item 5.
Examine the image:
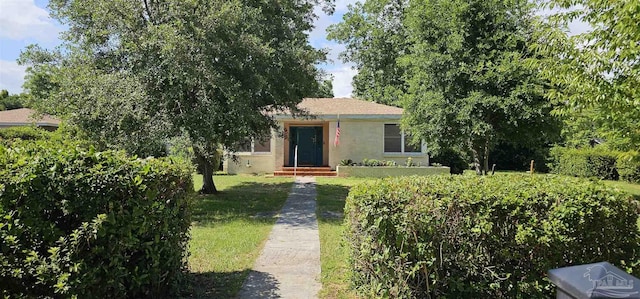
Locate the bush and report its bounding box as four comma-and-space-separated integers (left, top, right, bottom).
617, 154, 640, 184
430, 148, 468, 174
0, 126, 53, 141
345, 174, 639, 298
0, 140, 193, 298
548, 146, 619, 180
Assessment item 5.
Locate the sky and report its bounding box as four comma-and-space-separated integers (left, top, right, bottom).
0, 0, 587, 98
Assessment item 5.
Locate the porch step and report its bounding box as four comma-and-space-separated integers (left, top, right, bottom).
274, 166, 336, 177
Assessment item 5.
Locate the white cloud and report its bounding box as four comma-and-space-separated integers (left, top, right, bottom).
0, 0, 60, 41
329, 65, 357, 98
0, 60, 26, 94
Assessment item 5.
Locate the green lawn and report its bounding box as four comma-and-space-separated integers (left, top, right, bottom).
315, 177, 372, 299
604, 180, 640, 197
184, 174, 293, 298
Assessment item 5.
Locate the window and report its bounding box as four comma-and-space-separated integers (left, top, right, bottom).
384, 124, 422, 153
238, 137, 271, 153
253, 138, 271, 153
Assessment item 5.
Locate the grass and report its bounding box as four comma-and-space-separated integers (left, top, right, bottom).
604, 180, 640, 197
183, 174, 293, 298
315, 177, 373, 299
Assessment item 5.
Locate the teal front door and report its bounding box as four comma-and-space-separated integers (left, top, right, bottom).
289, 126, 323, 166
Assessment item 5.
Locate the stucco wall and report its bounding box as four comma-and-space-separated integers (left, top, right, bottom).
337, 166, 449, 177
225, 118, 430, 174
328, 120, 429, 169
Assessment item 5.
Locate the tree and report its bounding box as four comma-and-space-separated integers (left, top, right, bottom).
330, 0, 560, 174
533, 0, 640, 152
327, 0, 408, 105
21, 0, 331, 193
0, 90, 25, 111
313, 78, 335, 98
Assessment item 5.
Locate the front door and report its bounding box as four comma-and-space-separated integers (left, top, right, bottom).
289, 126, 323, 166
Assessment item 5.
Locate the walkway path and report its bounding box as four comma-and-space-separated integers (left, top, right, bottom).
238, 176, 321, 299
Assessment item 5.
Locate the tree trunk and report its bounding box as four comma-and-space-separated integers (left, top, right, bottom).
469, 140, 482, 175
194, 149, 218, 194
483, 139, 490, 175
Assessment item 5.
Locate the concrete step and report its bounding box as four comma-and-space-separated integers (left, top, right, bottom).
281, 166, 332, 171
273, 170, 337, 177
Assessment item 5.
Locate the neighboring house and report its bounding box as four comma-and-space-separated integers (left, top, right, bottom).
0, 108, 60, 131
225, 98, 429, 175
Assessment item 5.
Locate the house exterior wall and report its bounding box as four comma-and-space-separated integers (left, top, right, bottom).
328, 119, 429, 169
224, 118, 429, 174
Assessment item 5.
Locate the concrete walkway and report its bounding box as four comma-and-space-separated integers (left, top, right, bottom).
238, 176, 321, 299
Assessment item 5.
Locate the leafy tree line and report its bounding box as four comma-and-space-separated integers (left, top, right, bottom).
20, 0, 335, 193
329, 0, 639, 173
329, 0, 561, 174
0, 90, 25, 111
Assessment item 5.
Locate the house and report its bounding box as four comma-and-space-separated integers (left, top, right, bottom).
0, 108, 60, 131
224, 98, 429, 175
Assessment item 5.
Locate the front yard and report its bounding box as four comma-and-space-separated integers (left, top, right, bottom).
183, 174, 640, 297
185, 175, 293, 298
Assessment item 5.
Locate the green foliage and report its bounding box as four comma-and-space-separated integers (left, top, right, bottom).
548, 146, 619, 180
0, 140, 193, 298
340, 159, 354, 166
430, 148, 468, 174
533, 1, 640, 151
330, 0, 561, 174
20, 0, 332, 192
0, 126, 52, 142
327, 0, 408, 106
617, 155, 640, 184
0, 90, 25, 111
345, 175, 640, 298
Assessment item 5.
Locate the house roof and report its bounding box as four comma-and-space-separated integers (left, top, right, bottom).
0, 108, 61, 127
292, 98, 403, 117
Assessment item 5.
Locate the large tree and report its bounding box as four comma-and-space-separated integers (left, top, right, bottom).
330, 0, 560, 174
534, 0, 640, 152
327, 0, 408, 105
21, 0, 332, 193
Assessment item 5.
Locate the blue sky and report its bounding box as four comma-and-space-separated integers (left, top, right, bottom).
0, 0, 587, 98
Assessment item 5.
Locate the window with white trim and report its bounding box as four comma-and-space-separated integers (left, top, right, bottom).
384, 124, 421, 153
238, 137, 271, 153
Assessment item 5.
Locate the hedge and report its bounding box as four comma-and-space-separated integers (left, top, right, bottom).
0, 140, 193, 298
345, 174, 640, 298
617, 154, 640, 184
0, 126, 53, 141
548, 146, 619, 180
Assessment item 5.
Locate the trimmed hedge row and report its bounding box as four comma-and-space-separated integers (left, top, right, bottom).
548, 146, 640, 183
345, 174, 640, 298
0, 140, 193, 298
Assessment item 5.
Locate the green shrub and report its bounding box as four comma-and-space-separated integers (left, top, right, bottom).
345, 174, 639, 298
431, 148, 468, 174
548, 146, 619, 180
617, 154, 640, 183
0, 140, 193, 298
0, 126, 53, 141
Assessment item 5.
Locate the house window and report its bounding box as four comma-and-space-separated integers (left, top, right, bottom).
384, 124, 421, 153
253, 138, 271, 153
238, 137, 271, 153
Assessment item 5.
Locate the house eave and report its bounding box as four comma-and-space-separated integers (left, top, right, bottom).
274, 114, 402, 121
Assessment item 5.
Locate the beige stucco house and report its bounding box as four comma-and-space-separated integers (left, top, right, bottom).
224, 98, 429, 175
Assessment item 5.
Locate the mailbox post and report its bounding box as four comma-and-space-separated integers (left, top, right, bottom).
548, 262, 640, 299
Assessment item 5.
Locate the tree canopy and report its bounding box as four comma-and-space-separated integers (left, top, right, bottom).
21, 0, 333, 192
533, 0, 640, 152
330, 0, 560, 173
0, 90, 25, 111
